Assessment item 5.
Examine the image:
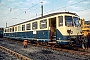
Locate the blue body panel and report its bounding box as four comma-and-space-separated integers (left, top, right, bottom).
4, 30, 50, 42
56, 29, 69, 44
36, 30, 49, 42
56, 29, 69, 40
4, 29, 81, 44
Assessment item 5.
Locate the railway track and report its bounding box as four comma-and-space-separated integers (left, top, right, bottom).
0, 38, 90, 60
0, 49, 19, 60
25, 40, 90, 58
29, 42, 90, 57
0, 45, 31, 60
6, 38, 90, 57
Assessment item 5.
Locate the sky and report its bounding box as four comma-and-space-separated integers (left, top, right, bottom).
0, 0, 90, 27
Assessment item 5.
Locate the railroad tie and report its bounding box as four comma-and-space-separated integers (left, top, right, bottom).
0, 46, 31, 60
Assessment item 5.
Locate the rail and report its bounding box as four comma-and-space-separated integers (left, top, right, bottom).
0, 46, 31, 60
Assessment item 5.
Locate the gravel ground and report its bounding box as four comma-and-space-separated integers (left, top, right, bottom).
0, 49, 19, 60
0, 39, 90, 60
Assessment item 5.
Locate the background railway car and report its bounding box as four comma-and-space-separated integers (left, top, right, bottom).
0, 28, 3, 38
3, 12, 82, 46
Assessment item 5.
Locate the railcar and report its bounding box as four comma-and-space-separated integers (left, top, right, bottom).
3, 12, 82, 46
0, 28, 3, 38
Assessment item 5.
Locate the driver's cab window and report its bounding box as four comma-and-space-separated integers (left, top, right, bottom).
73, 17, 80, 27
65, 16, 73, 27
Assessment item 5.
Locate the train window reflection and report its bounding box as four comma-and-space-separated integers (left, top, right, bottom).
73, 17, 80, 27
65, 16, 73, 26
18, 26, 21, 31
40, 19, 47, 29
15, 27, 17, 31
32, 22, 37, 30
26, 23, 31, 30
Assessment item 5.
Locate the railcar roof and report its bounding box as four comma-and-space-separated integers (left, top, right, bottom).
6, 12, 78, 28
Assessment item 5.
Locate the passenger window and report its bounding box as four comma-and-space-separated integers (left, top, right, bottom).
26, 23, 31, 30
15, 27, 17, 31
18, 26, 21, 31
32, 22, 37, 30
6, 28, 9, 32
40, 19, 47, 29
7, 29, 9, 32
58, 16, 63, 26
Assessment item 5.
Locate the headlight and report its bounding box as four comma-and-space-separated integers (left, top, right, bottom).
67, 30, 71, 34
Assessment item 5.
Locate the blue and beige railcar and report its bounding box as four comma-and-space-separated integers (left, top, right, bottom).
4, 12, 82, 45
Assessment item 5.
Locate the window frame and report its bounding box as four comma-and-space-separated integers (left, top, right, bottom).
58, 16, 63, 26
18, 26, 21, 31
73, 17, 80, 27
26, 23, 31, 30
15, 27, 17, 31
40, 19, 47, 29
32, 22, 38, 30
65, 16, 73, 26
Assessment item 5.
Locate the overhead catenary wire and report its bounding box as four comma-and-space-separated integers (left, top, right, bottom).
10, 0, 59, 20
18, 0, 56, 20
16, 0, 56, 18
2, 0, 36, 17
0, 0, 40, 21
0, 0, 61, 19
17, 2, 40, 17
6, 1, 41, 20
77, 8, 90, 12
27, 0, 88, 20
0, 0, 88, 18
44, 0, 87, 15
18, 0, 90, 20
1, 0, 89, 24
0, 0, 26, 17
0, 0, 28, 27
25, 7, 90, 25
